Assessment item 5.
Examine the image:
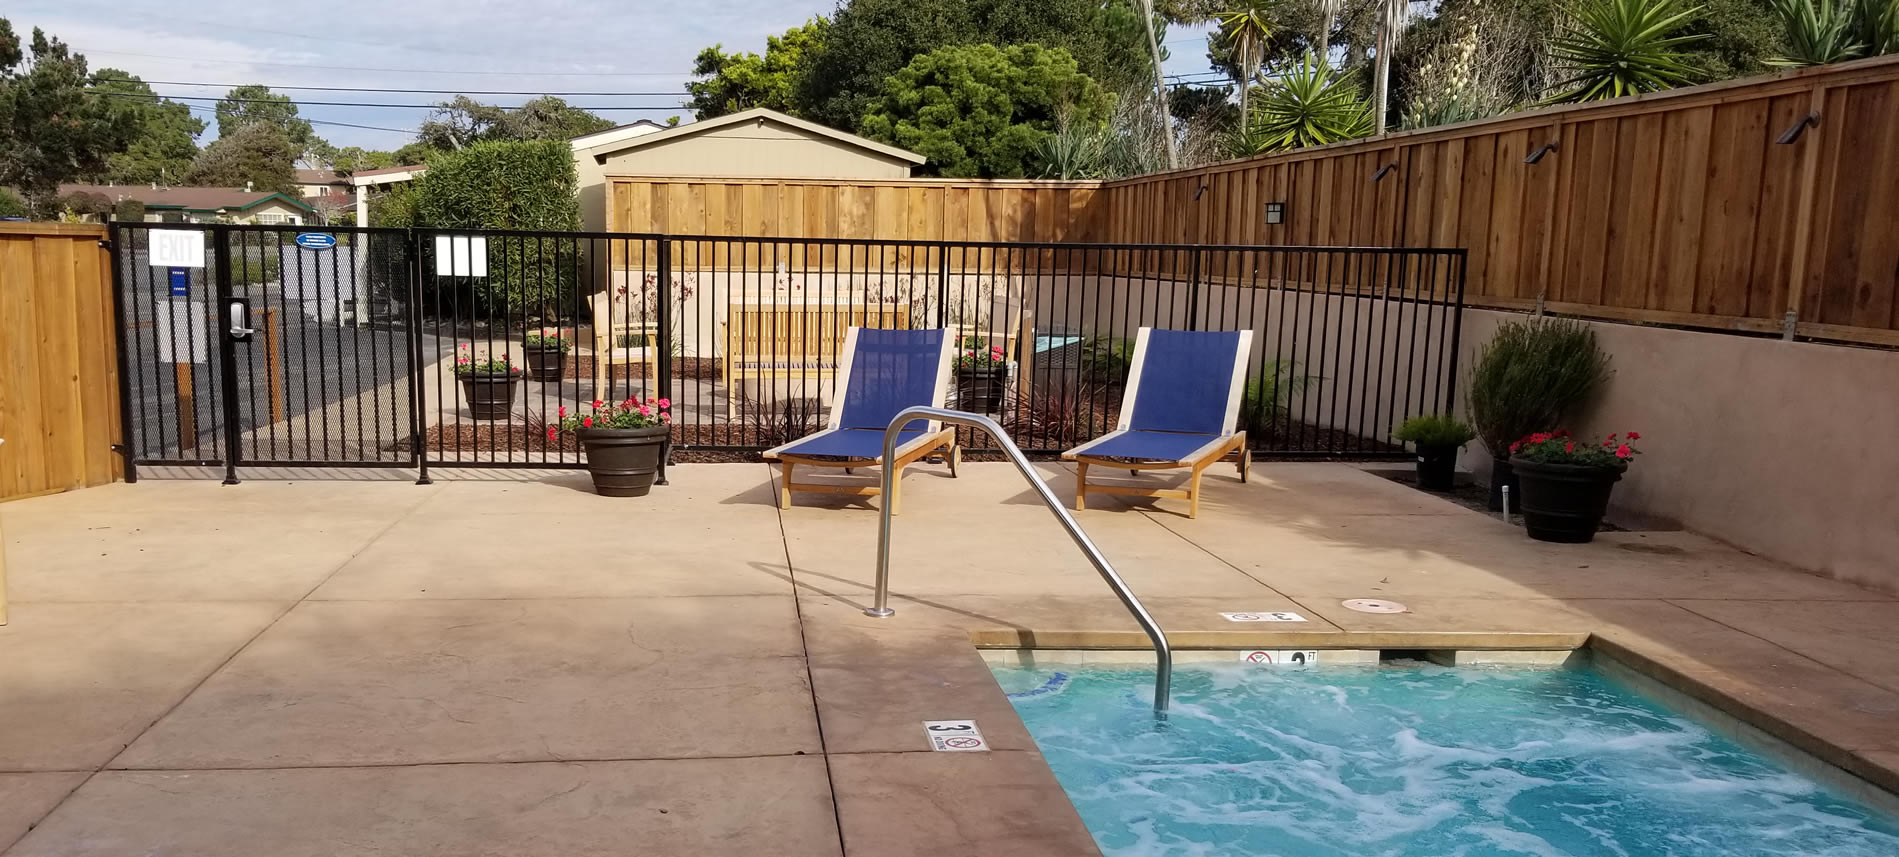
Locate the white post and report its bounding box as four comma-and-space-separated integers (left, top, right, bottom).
353, 183, 370, 327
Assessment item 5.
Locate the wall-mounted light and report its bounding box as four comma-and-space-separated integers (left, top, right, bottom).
1525, 142, 1559, 164
1264, 201, 1286, 224
1370, 164, 1397, 182
1776, 111, 1820, 144
1193, 183, 1208, 201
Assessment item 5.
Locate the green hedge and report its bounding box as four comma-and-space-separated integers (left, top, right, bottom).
407, 140, 582, 320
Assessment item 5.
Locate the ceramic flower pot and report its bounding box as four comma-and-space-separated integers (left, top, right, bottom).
956, 365, 1006, 413
521, 343, 567, 382
1414, 443, 1459, 491
1509, 456, 1625, 543
577, 425, 668, 497
458, 372, 518, 420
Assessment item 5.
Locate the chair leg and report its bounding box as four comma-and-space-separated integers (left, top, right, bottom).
1074, 460, 1089, 511
1189, 467, 1205, 519
778, 461, 794, 510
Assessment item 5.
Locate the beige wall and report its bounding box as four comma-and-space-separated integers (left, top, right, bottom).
1456, 309, 1899, 594
596, 120, 914, 184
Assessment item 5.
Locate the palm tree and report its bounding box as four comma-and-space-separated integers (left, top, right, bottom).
1136, 0, 1180, 168
1545, 0, 1710, 102
1214, 6, 1275, 136
1369, 0, 1413, 132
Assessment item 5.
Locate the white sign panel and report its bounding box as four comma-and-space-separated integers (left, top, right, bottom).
923, 720, 988, 752
148, 229, 205, 268
434, 235, 488, 277
1220, 611, 1308, 623
1240, 650, 1320, 666
153, 300, 210, 364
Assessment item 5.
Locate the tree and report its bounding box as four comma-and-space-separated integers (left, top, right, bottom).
215, 84, 324, 162
0, 20, 137, 212
1232, 53, 1374, 153
1213, 7, 1275, 133
327, 146, 398, 174
417, 95, 612, 151
797, 0, 1151, 129
1546, 0, 1709, 102
407, 139, 582, 318
187, 122, 297, 195
687, 19, 827, 118
0, 187, 26, 217
858, 43, 1111, 178
90, 69, 203, 185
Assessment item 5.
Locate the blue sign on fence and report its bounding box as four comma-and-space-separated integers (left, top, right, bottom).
295, 232, 337, 250
168, 267, 189, 297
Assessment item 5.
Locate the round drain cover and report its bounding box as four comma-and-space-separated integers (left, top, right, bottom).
1342, 598, 1407, 614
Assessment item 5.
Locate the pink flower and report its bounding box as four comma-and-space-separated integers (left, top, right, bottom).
660, 412, 672, 423
638, 405, 651, 416
1625, 431, 1641, 440
557, 406, 567, 418
592, 399, 604, 409
1615, 444, 1633, 458
545, 426, 557, 440
1564, 441, 1575, 452
656, 398, 671, 409
582, 416, 593, 428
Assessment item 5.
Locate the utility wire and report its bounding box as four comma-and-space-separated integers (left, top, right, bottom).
79, 48, 693, 77
174, 102, 414, 134
93, 77, 688, 97
94, 91, 684, 110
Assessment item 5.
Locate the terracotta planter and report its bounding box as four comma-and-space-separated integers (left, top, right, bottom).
458, 372, 518, 420
1414, 444, 1459, 491
1509, 456, 1625, 543
522, 343, 567, 382
956, 365, 1006, 413
578, 425, 668, 497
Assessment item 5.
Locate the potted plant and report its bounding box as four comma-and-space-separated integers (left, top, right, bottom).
1467, 318, 1613, 511
1509, 431, 1641, 543
552, 396, 672, 496
1393, 415, 1475, 491
954, 336, 1008, 413
454, 347, 521, 420
521, 329, 570, 382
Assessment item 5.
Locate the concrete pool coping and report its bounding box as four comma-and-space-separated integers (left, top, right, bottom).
3, 461, 1897, 855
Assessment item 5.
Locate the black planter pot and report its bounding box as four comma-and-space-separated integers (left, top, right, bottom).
956, 365, 1007, 413
578, 425, 669, 497
522, 344, 567, 382
1509, 456, 1625, 543
458, 373, 519, 420
1414, 444, 1459, 491
1487, 453, 1518, 512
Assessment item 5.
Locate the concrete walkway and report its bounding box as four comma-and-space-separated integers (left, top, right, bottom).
1, 463, 1896, 855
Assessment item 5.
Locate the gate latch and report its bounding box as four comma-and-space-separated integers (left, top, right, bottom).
227, 299, 255, 342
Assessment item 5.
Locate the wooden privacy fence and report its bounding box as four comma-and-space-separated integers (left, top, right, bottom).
0, 223, 122, 501
1100, 55, 1899, 346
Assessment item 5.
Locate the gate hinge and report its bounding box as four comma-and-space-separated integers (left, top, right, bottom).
1781, 309, 1798, 340
97, 239, 113, 250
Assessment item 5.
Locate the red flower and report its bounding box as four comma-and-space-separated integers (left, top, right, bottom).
1565, 441, 1575, 452
592, 399, 604, 408
545, 426, 557, 440
1554, 429, 1571, 438
1625, 431, 1641, 440
656, 398, 671, 409
582, 416, 594, 428
1615, 444, 1632, 458
1510, 441, 1521, 453
1607, 433, 1618, 441
557, 406, 566, 418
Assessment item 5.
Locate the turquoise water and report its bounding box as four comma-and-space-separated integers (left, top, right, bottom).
991, 660, 1899, 857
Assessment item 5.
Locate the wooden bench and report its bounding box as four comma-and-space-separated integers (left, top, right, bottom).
722, 303, 910, 420
591, 292, 660, 395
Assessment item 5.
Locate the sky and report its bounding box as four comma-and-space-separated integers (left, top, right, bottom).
9, 0, 1221, 153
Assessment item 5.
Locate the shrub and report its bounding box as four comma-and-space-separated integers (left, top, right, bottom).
409, 140, 582, 320
1545, 0, 1710, 102
744, 397, 824, 448
1394, 414, 1477, 447
1001, 382, 1116, 449
0, 188, 26, 218
1466, 317, 1613, 456
1078, 336, 1133, 386
524, 329, 571, 352
229, 251, 281, 287
1239, 361, 1315, 437
112, 198, 147, 223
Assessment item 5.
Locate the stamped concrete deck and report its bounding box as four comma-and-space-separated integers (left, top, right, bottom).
2, 462, 1897, 855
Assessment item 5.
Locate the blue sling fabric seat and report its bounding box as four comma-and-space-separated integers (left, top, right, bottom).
762, 327, 958, 513
1061, 328, 1254, 518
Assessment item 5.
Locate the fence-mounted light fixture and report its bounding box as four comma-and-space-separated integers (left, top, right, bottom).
1776, 111, 1820, 144
1525, 142, 1559, 164
1264, 201, 1286, 224
1370, 163, 1397, 182
1193, 183, 1208, 201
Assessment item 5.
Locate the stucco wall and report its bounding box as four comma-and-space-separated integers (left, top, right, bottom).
1456, 309, 1899, 594
595, 120, 914, 183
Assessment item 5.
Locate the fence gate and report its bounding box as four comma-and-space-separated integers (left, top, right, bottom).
111, 223, 1465, 483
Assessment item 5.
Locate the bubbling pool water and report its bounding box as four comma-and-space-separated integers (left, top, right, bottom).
991, 661, 1899, 857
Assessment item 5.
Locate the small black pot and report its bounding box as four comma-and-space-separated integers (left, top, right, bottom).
578, 425, 669, 497
956, 365, 1007, 413
1510, 456, 1625, 543
1414, 444, 1459, 491
1487, 453, 1518, 512
458, 372, 518, 420
522, 343, 567, 382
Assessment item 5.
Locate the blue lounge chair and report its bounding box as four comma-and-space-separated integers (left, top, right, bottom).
1061, 327, 1254, 518
763, 327, 959, 513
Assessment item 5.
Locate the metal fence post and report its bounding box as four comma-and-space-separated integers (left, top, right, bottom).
105, 222, 139, 484
654, 236, 672, 486
213, 226, 242, 485
406, 228, 432, 485
1187, 247, 1202, 330
1440, 251, 1469, 415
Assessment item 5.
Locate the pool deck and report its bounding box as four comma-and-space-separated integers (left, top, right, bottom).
2, 461, 1897, 855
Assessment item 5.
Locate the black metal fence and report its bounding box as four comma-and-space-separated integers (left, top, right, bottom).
111, 223, 1465, 480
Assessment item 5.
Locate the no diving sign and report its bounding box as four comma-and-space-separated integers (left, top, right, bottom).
923, 720, 988, 752
1220, 611, 1307, 623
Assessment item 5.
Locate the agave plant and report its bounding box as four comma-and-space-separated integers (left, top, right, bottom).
1769, 0, 1865, 64
1862, 0, 1899, 53
1233, 54, 1376, 155
1545, 0, 1710, 103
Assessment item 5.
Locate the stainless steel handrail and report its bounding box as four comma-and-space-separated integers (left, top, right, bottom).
866, 406, 1172, 718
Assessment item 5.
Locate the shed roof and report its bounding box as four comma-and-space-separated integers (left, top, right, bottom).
579, 108, 926, 165
58, 184, 316, 213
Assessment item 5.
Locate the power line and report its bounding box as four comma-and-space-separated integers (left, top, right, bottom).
175, 103, 414, 135
79, 48, 693, 77
95, 91, 684, 111
93, 77, 686, 97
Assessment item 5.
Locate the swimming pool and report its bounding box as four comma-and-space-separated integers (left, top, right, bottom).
990, 658, 1899, 857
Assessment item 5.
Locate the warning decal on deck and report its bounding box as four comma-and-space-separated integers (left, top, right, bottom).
1220, 611, 1307, 623
924, 720, 988, 752
1240, 650, 1320, 665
